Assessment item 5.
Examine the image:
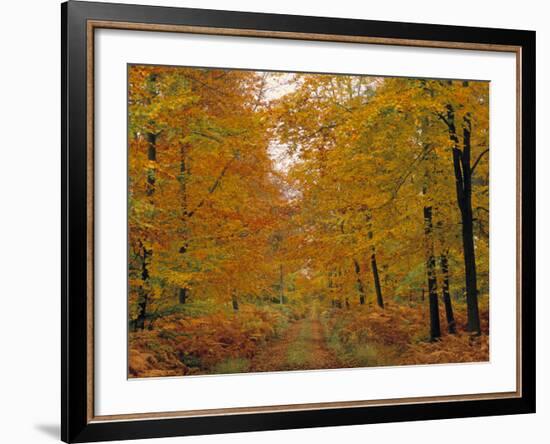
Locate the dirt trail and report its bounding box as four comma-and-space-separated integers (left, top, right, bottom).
248, 315, 341, 372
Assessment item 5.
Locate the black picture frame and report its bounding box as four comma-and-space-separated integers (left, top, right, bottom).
62, 1, 536, 442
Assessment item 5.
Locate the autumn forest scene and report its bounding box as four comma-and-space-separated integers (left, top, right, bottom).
128, 64, 489, 378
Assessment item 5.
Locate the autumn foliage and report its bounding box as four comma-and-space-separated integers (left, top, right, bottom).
129, 305, 292, 377
128, 65, 489, 377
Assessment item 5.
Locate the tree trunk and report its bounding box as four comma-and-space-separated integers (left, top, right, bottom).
135, 244, 151, 331
135, 129, 157, 330
424, 205, 441, 341
371, 253, 384, 309
366, 212, 385, 308
440, 253, 457, 334
445, 105, 481, 335
435, 221, 456, 334
353, 258, 366, 305
231, 291, 239, 311
178, 287, 188, 304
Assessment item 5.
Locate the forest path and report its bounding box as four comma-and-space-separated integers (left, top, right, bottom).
248, 311, 341, 372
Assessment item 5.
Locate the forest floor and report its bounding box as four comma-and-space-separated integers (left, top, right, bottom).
248, 314, 341, 373
129, 299, 490, 378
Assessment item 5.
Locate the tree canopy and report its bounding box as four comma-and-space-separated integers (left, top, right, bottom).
128, 65, 489, 377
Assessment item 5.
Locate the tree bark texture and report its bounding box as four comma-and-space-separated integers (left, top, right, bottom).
444, 105, 481, 334
440, 253, 457, 334
424, 205, 441, 341
353, 258, 366, 305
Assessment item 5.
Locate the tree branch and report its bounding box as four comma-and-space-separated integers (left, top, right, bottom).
186, 157, 235, 218
191, 130, 223, 143
471, 148, 489, 174
371, 143, 436, 211
435, 111, 450, 128
452, 148, 466, 213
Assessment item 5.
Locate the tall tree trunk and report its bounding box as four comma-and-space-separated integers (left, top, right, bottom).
178, 287, 188, 304
370, 252, 384, 309
440, 253, 457, 334
366, 213, 384, 308
424, 205, 441, 341
136, 129, 157, 330
177, 244, 188, 304
135, 243, 150, 331
444, 105, 481, 335
353, 258, 366, 305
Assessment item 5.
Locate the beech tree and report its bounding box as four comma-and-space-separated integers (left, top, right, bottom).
127, 67, 490, 377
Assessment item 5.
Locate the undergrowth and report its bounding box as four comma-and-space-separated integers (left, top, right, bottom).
321, 297, 489, 368
129, 303, 299, 377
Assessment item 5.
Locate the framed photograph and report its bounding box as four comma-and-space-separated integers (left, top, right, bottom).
62, 1, 535, 442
